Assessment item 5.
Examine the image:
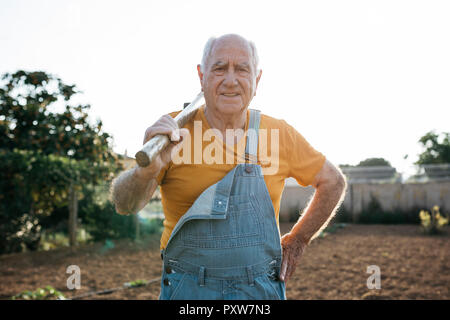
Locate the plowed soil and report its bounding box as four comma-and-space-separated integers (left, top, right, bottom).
1, 224, 449, 300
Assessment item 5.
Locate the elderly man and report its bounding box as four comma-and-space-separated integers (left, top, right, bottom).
112, 34, 346, 300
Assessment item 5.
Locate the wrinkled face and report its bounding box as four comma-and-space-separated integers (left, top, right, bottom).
197, 38, 262, 116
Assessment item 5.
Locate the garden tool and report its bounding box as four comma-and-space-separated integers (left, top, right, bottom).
135, 92, 204, 167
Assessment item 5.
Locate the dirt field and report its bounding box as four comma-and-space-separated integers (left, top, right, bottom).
1, 224, 449, 300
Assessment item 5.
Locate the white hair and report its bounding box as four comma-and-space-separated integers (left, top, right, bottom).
200, 35, 260, 75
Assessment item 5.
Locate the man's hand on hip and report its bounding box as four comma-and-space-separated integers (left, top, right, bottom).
279, 232, 307, 282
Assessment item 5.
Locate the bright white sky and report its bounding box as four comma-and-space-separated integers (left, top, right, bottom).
1, 0, 449, 179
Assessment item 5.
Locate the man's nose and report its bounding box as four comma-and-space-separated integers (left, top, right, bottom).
223, 71, 238, 87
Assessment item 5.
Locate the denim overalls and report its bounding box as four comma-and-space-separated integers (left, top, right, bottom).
159, 109, 286, 300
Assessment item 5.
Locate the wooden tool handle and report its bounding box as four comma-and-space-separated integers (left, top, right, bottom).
135, 92, 204, 167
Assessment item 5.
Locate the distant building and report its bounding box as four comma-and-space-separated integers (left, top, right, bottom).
406, 163, 450, 183
340, 166, 402, 184
279, 164, 450, 222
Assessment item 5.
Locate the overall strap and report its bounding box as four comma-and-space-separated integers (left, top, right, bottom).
245, 109, 261, 164
211, 166, 237, 215
211, 109, 261, 215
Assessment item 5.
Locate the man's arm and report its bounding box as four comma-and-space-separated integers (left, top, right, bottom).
110, 114, 186, 215
280, 159, 347, 281
288, 159, 347, 244
111, 165, 160, 215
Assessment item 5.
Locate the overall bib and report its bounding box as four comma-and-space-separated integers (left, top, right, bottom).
159, 109, 286, 300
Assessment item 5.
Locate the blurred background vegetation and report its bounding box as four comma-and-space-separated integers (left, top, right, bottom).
1, 70, 448, 255
0, 70, 162, 254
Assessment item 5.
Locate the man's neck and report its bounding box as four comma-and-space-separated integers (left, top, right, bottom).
204, 106, 247, 145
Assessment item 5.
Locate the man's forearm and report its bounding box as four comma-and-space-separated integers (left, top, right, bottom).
289, 178, 347, 245
111, 167, 158, 215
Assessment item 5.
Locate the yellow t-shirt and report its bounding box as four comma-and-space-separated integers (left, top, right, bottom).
157, 105, 326, 249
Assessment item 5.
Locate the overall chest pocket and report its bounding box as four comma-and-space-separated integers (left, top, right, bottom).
181, 193, 265, 248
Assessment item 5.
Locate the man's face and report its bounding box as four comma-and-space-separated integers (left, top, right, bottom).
197, 37, 262, 116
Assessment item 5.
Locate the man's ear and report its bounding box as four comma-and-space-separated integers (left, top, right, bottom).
197, 64, 204, 91
254, 69, 262, 96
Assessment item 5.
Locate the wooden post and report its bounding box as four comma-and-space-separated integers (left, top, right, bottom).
68, 183, 78, 247
134, 213, 140, 241
349, 184, 355, 222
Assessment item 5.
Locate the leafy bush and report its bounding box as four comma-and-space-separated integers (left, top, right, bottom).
11, 286, 65, 300
78, 183, 164, 241
38, 228, 92, 251
357, 196, 420, 224
419, 206, 449, 235
416, 131, 450, 165
124, 279, 148, 288
140, 217, 164, 235
335, 205, 353, 223
357, 158, 392, 167
318, 223, 347, 238
287, 206, 301, 222
0, 70, 122, 254
35, 183, 164, 247
80, 198, 135, 241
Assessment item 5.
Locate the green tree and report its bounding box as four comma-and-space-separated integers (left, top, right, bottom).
339, 158, 392, 168
357, 158, 392, 167
0, 70, 122, 253
415, 131, 450, 165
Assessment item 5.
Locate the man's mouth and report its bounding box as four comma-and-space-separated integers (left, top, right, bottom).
221, 93, 240, 97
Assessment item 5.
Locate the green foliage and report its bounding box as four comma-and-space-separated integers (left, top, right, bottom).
339, 158, 392, 169
124, 279, 148, 288
38, 228, 92, 251
0, 151, 71, 252
335, 205, 353, 223
77, 183, 164, 241
98, 239, 116, 255
80, 199, 135, 241
11, 285, 65, 300
415, 131, 450, 165
357, 158, 392, 167
288, 206, 300, 222
334, 196, 421, 224
140, 217, 164, 235
357, 195, 420, 224
0, 70, 122, 254
0, 71, 115, 162
419, 206, 449, 235
318, 223, 347, 238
